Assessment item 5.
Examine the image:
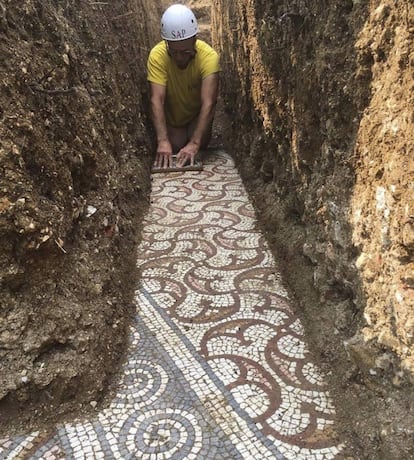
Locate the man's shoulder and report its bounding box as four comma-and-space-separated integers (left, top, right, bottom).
149, 41, 168, 61
195, 40, 220, 76
147, 41, 168, 84
195, 39, 217, 56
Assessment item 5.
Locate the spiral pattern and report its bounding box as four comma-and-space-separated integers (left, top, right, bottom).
118, 409, 202, 459
117, 360, 169, 406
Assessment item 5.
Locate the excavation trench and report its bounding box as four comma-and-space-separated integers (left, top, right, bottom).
0, 0, 413, 458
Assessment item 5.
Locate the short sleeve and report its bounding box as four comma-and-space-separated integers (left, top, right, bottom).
200, 49, 220, 79
147, 46, 168, 86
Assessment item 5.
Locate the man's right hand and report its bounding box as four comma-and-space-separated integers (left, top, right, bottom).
155, 140, 173, 168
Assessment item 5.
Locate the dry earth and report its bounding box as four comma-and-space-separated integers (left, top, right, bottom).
1, 1, 413, 459
1, 0, 158, 433
212, 1, 414, 458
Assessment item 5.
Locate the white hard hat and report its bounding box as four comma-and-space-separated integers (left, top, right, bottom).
161, 4, 198, 41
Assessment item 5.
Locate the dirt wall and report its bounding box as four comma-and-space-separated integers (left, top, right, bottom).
350, 1, 414, 379
0, 0, 158, 433
212, 0, 414, 457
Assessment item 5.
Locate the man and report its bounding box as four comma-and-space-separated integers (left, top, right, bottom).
147, 4, 220, 168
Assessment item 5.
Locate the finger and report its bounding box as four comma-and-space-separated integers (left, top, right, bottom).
177, 155, 185, 167
156, 153, 163, 168
175, 152, 183, 167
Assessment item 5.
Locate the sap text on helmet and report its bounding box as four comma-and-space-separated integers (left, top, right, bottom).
161, 4, 199, 42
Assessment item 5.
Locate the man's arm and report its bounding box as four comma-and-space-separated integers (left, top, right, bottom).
190, 73, 219, 146
176, 73, 219, 166
150, 82, 173, 168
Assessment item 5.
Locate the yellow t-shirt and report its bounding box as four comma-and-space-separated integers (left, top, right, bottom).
147, 40, 220, 127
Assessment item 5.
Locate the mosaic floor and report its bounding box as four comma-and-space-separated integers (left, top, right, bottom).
0, 151, 343, 459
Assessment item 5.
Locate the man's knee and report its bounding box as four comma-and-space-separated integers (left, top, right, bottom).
167, 125, 188, 153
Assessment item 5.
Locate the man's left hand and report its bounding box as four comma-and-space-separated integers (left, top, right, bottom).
176, 141, 199, 167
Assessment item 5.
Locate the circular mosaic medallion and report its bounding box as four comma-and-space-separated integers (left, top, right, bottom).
118, 360, 169, 406
118, 409, 202, 459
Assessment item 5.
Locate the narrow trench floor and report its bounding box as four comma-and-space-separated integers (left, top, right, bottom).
0, 151, 343, 459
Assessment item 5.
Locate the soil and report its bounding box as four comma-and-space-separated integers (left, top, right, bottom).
0, 0, 158, 434
212, 1, 414, 458
1, 1, 414, 459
